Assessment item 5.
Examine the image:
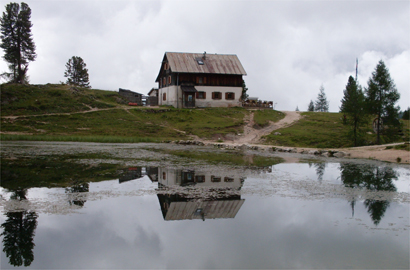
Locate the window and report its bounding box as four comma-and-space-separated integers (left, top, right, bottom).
195, 175, 205, 183
225, 92, 235, 100
162, 172, 166, 180
211, 176, 221, 182
163, 77, 166, 87
163, 93, 166, 101
224, 177, 234, 182
196, 91, 206, 99
212, 92, 222, 100
196, 77, 206, 84
164, 62, 168, 70
168, 76, 172, 85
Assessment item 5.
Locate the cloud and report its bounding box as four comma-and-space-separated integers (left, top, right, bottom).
1, 0, 409, 111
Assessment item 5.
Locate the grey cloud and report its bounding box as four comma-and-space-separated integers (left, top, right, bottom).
1, 0, 408, 111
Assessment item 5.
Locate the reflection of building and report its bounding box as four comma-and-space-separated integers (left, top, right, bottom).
119, 167, 158, 183
158, 168, 243, 189
157, 167, 245, 221
157, 195, 245, 221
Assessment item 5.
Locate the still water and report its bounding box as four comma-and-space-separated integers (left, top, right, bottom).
0, 142, 409, 269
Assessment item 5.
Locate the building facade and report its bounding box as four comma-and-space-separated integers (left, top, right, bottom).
155, 52, 247, 108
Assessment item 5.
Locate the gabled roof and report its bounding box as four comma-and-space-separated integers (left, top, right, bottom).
156, 52, 246, 82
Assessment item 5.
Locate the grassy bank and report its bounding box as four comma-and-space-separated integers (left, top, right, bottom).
1, 84, 248, 141
1, 84, 408, 148
264, 112, 409, 148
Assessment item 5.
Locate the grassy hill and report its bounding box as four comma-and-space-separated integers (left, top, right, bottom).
1, 84, 408, 147
0, 84, 250, 142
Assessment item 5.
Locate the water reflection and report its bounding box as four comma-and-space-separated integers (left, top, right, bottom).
1, 190, 37, 267
118, 167, 246, 221
0, 161, 408, 268
65, 182, 89, 207
156, 168, 245, 221
340, 162, 398, 225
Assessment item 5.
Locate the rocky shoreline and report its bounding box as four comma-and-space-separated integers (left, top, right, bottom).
170, 140, 409, 164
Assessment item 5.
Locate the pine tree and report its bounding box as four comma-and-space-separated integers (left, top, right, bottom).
340, 76, 367, 146
314, 85, 329, 112
0, 2, 36, 84
307, 100, 315, 112
64, 56, 91, 88
402, 107, 410, 120
241, 80, 249, 101
365, 60, 400, 144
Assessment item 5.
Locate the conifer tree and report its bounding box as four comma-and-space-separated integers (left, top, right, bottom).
314, 85, 329, 112
241, 80, 249, 101
0, 2, 36, 84
64, 56, 91, 88
340, 76, 367, 146
365, 60, 400, 144
307, 100, 315, 112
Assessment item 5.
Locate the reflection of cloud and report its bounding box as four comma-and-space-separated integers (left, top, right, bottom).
134, 225, 162, 255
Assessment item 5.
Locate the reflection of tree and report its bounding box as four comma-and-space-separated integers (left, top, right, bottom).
313, 163, 326, 182
340, 163, 398, 225
65, 182, 89, 207
1, 190, 38, 267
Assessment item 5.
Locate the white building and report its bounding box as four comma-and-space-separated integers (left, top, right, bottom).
155, 52, 247, 108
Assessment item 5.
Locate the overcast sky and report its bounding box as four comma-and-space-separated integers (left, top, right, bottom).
1, 0, 409, 112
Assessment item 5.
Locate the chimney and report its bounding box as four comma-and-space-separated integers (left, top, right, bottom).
203, 51, 206, 60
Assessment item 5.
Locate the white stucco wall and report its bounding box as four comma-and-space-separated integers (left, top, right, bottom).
158, 86, 179, 107
195, 86, 242, 108
158, 86, 242, 108
158, 168, 243, 189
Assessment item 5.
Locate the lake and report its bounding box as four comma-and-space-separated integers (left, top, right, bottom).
1, 142, 409, 269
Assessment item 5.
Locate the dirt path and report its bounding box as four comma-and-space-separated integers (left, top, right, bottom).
233, 110, 302, 144
1, 105, 124, 120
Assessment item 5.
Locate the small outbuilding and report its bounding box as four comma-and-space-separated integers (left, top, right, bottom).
119, 88, 143, 105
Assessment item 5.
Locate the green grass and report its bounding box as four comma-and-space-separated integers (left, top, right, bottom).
264, 112, 365, 148
1, 107, 247, 141
1, 83, 248, 141
394, 143, 410, 151
0, 83, 121, 116
253, 110, 285, 127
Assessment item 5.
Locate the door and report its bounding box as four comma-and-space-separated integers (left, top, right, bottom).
184, 93, 195, 108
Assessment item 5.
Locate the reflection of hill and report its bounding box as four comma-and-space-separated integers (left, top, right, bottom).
156, 168, 245, 221
340, 163, 398, 225
0, 157, 121, 189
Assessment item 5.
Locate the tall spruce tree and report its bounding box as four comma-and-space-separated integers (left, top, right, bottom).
340, 76, 367, 146
365, 60, 400, 144
307, 100, 315, 112
314, 85, 329, 112
0, 2, 36, 84
241, 80, 249, 101
64, 56, 91, 88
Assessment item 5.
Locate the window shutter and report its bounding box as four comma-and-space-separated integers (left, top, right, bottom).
212, 92, 215, 99
225, 93, 229, 100
203, 92, 206, 99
